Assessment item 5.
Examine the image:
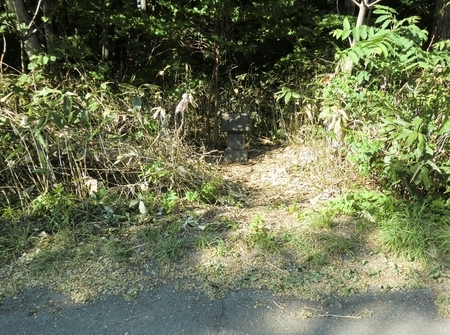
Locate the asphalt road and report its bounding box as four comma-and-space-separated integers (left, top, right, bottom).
1, 285, 450, 335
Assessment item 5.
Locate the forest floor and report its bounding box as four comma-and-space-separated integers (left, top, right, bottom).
2, 137, 450, 319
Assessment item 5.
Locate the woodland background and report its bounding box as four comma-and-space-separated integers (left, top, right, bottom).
3, 0, 450, 268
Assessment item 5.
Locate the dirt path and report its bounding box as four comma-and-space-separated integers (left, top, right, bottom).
218, 143, 346, 228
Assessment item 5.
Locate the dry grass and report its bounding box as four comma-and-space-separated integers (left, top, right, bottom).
1, 136, 450, 317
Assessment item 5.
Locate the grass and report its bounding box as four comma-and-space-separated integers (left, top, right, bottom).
379, 213, 429, 261
3, 139, 450, 314
38, 192, 450, 304
246, 214, 280, 252
0, 222, 32, 266
29, 248, 75, 274
154, 236, 187, 261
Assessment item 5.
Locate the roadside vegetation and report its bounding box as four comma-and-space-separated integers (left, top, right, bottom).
2, 1, 450, 316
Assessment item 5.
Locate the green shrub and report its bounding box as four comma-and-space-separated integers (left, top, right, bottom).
321, 5, 450, 198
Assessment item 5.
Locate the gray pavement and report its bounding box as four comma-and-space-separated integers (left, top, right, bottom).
1, 284, 450, 335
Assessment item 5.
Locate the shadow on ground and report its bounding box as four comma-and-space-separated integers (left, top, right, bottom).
1, 284, 449, 335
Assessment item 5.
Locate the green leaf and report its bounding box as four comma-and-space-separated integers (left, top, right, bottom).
375, 15, 390, 25
185, 190, 199, 202
411, 117, 422, 131
291, 91, 301, 99
343, 17, 351, 31
133, 96, 142, 111
405, 131, 418, 148
6, 148, 22, 160
32, 168, 50, 174
426, 160, 441, 173
332, 29, 343, 39
37, 149, 47, 166
53, 113, 64, 130
81, 110, 89, 127
421, 166, 432, 189
36, 132, 47, 148
75, 148, 86, 161
36, 87, 61, 97
418, 61, 433, 69
352, 27, 360, 41
379, 43, 389, 57
438, 119, 450, 134
63, 96, 72, 121
360, 25, 368, 40
342, 30, 352, 40
37, 115, 48, 130
284, 91, 292, 104
348, 51, 359, 64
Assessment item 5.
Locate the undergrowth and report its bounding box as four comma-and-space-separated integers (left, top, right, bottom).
3, 5, 450, 312
322, 189, 450, 261
0, 60, 231, 267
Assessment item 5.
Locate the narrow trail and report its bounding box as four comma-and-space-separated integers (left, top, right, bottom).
218, 143, 347, 228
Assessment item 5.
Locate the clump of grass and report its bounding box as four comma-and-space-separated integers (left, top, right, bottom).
318, 232, 357, 256
0, 221, 33, 266
307, 211, 335, 229
324, 191, 450, 262
154, 236, 186, 261
246, 214, 279, 252
28, 229, 77, 273
304, 252, 327, 267
29, 248, 75, 274
434, 224, 450, 258
101, 239, 134, 262
194, 233, 228, 257
379, 214, 429, 261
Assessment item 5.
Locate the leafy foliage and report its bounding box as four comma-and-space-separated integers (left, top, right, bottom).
320, 6, 450, 198
3, 0, 450, 289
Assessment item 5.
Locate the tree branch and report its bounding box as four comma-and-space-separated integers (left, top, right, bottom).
350, 0, 362, 7
367, 0, 383, 7
27, 0, 43, 30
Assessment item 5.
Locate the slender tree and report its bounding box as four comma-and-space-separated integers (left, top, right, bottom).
431, 0, 450, 44
5, 0, 44, 69
343, 0, 383, 72
42, 0, 53, 51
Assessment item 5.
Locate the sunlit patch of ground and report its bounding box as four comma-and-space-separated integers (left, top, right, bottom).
1, 138, 450, 316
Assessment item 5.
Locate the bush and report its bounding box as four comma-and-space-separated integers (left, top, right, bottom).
319, 6, 450, 199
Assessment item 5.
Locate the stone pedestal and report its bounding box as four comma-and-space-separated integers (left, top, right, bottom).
224, 148, 248, 162
221, 113, 251, 163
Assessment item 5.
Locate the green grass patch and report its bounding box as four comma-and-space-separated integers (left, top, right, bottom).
29, 248, 75, 274
101, 239, 134, 262
246, 214, 280, 252
0, 222, 33, 266
153, 236, 187, 261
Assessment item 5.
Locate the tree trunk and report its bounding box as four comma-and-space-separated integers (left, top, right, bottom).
431, 0, 450, 45
5, 0, 43, 64
212, 46, 220, 148
42, 0, 54, 51
101, 1, 115, 62
344, 0, 356, 15
140, 0, 147, 11
343, 0, 382, 73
